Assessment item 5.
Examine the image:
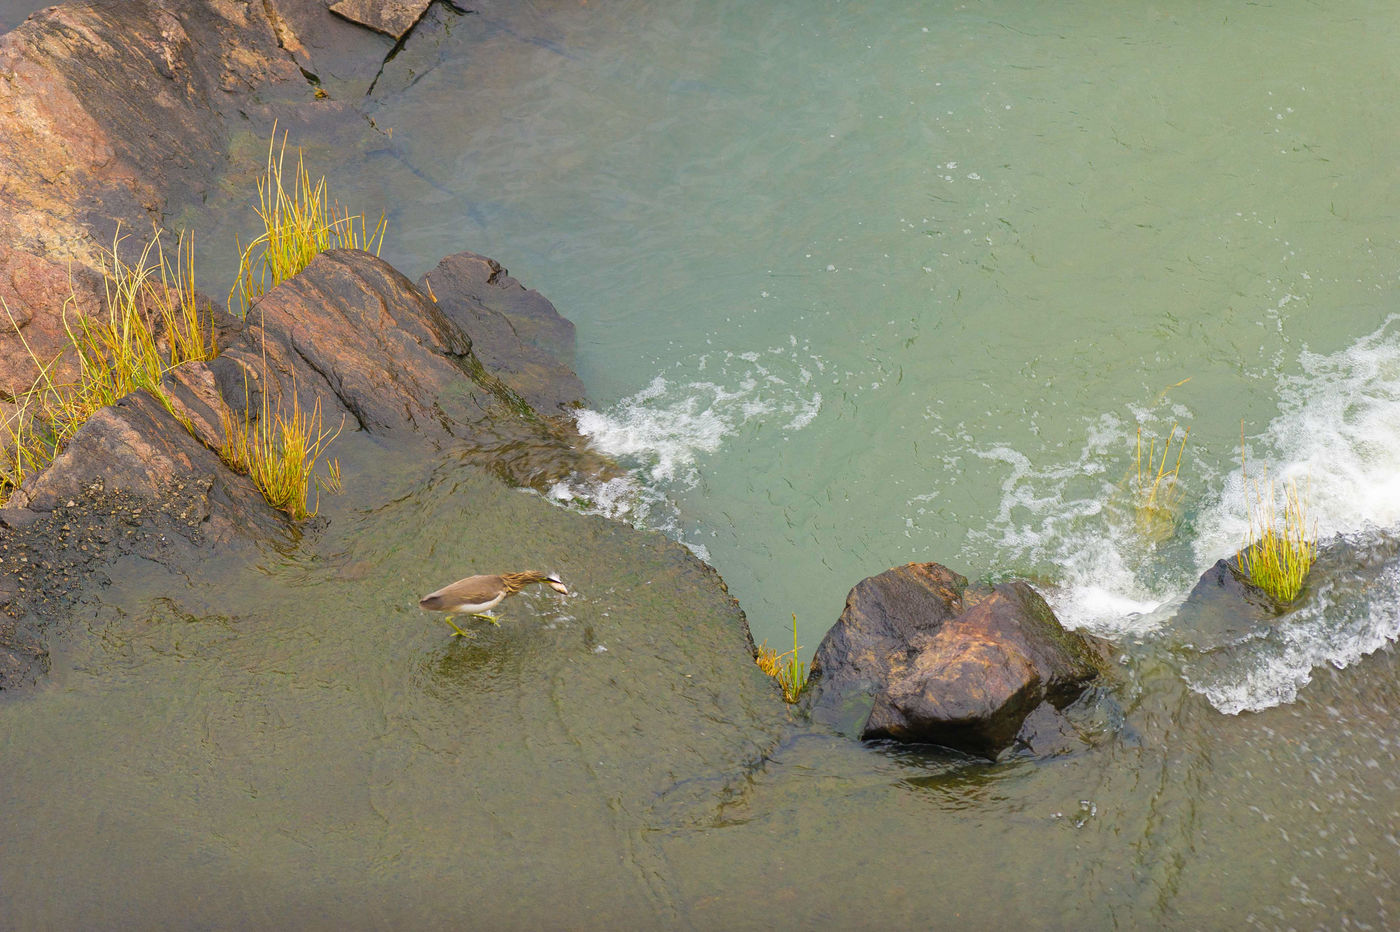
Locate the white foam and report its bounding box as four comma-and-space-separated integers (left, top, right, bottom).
548, 341, 824, 556
956, 317, 1400, 712
1194, 318, 1400, 564
573, 344, 824, 487
1181, 316, 1400, 711
1187, 563, 1400, 714
961, 413, 1203, 638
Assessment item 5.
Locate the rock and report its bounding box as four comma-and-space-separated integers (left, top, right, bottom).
234, 249, 610, 489
1174, 532, 1400, 699
862, 582, 1105, 755
0, 0, 324, 397
1012, 702, 1087, 757
0, 614, 47, 691
420, 252, 586, 414
807, 562, 969, 732
808, 562, 1107, 757
0, 242, 620, 690
328, 0, 433, 39
0, 391, 288, 688
4, 390, 278, 544
1173, 556, 1278, 650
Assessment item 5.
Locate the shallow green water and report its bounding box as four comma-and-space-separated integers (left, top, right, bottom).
320, 0, 1400, 691
5, 0, 1400, 926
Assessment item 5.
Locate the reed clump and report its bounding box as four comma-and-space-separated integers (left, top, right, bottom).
2, 129, 368, 516
1130, 423, 1189, 543
217, 372, 343, 522
755, 613, 810, 704
1238, 466, 1317, 604
230, 130, 386, 316
1, 230, 216, 503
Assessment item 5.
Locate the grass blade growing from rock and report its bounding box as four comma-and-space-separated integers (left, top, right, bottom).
1239, 470, 1318, 605
218, 375, 343, 522
755, 613, 810, 704
231, 130, 387, 316
1, 229, 216, 504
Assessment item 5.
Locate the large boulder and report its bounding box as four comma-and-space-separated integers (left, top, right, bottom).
808, 562, 1107, 757
808, 561, 969, 730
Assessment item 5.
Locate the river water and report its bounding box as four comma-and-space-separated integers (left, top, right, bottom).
4, 0, 1400, 927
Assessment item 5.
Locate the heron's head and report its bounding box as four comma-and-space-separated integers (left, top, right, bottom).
545, 572, 569, 595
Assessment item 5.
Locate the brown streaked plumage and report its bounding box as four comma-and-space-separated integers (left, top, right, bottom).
418, 571, 569, 637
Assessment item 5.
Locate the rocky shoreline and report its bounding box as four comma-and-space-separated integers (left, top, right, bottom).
9, 0, 1338, 762
0, 0, 1116, 759
0, 0, 652, 687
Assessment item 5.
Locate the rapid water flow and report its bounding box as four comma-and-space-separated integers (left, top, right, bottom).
4, 0, 1400, 927
336, 0, 1400, 714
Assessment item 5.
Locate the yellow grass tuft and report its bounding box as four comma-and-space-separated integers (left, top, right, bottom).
1, 229, 216, 503
1238, 466, 1317, 604
1131, 423, 1189, 543
218, 385, 343, 522
755, 613, 810, 704
230, 129, 387, 316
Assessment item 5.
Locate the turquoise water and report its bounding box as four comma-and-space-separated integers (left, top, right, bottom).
5, 1, 1400, 926
329, 0, 1400, 706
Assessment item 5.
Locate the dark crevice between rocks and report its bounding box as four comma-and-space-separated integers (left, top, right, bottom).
260, 0, 322, 90
287, 337, 370, 435
365, 0, 474, 97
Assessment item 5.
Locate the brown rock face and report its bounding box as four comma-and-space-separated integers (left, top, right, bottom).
3, 390, 276, 539
233, 249, 605, 489
420, 252, 586, 415
808, 562, 1106, 756
328, 0, 432, 39
808, 562, 969, 731
0, 0, 311, 396
861, 582, 1104, 755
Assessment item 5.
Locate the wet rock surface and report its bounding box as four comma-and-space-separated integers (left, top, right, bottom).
0, 0, 705, 709
328, 0, 433, 40
1177, 533, 1400, 652
4, 390, 273, 535
0, 390, 288, 687
0, 479, 258, 690
0, 247, 623, 688
808, 562, 1108, 757
420, 251, 587, 415
0, 0, 317, 395
236, 248, 608, 489
1174, 531, 1400, 697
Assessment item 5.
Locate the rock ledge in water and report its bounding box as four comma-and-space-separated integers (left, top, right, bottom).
809, 562, 1107, 757
328, 0, 433, 39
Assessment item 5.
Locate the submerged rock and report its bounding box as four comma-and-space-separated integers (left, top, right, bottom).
1174, 555, 1279, 650
808, 562, 1107, 757
1176, 531, 1400, 655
